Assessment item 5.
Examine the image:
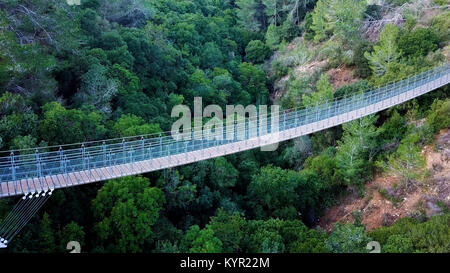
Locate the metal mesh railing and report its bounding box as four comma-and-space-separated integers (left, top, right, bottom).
0, 64, 449, 186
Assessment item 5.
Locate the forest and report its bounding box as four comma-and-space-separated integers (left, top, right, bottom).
0, 0, 449, 253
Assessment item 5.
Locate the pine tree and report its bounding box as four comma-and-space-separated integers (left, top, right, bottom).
364, 24, 401, 76
39, 213, 56, 253
336, 115, 379, 188
265, 24, 281, 49
302, 74, 333, 108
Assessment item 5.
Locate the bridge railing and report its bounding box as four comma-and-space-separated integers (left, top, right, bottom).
0, 64, 448, 185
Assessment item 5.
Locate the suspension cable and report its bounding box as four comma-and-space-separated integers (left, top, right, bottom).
0, 190, 52, 247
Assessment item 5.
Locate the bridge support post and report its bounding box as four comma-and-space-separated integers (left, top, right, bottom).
159, 133, 162, 157
351, 94, 356, 118
59, 146, 64, 173
257, 110, 260, 137
130, 149, 134, 173
334, 101, 337, 120
10, 152, 16, 182
326, 102, 330, 128
108, 149, 112, 168
191, 129, 194, 149
87, 152, 91, 178
141, 137, 145, 160
122, 139, 126, 164
315, 102, 319, 122
82, 143, 86, 170
35, 149, 43, 191
63, 155, 68, 175
102, 141, 106, 167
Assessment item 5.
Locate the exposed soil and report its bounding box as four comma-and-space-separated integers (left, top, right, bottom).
318, 128, 450, 232
292, 59, 328, 77
327, 66, 359, 90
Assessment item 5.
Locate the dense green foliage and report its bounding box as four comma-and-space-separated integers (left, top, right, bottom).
370, 214, 450, 253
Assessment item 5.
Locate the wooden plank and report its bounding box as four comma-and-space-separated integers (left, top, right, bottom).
54, 174, 64, 188
71, 171, 83, 185
78, 171, 90, 184
12, 181, 22, 196
7, 181, 15, 196
43, 176, 53, 191
107, 165, 118, 179
49, 175, 59, 189
1, 182, 7, 197
20, 179, 28, 195
117, 164, 128, 176
25, 178, 34, 193
33, 177, 42, 193
134, 162, 145, 173
93, 167, 105, 181
91, 167, 104, 182
102, 166, 115, 180
139, 161, 150, 172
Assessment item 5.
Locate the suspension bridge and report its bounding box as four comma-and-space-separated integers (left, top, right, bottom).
0, 64, 449, 248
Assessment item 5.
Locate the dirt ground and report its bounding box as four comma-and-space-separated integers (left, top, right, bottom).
318, 128, 450, 232
327, 66, 359, 90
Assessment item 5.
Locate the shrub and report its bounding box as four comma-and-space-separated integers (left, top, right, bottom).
271, 60, 290, 80
426, 99, 450, 133
364, 5, 383, 20
433, 0, 448, 5
326, 223, 372, 253
335, 80, 370, 99
265, 24, 280, 50
397, 28, 439, 59
369, 217, 419, 244
382, 127, 429, 188
311, 0, 367, 43
353, 41, 373, 78
274, 41, 312, 70
303, 12, 315, 41
431, 12, 450, 43
370, 214, 450, 253
245, 40, 271, 64
370, 62, 416, 86
383, 235, 414, 253
318, 40, 353, 68
364, 24, 401, 76
281, 77, 311, 109
377, 109, 407, 144
280, 19, 302, 42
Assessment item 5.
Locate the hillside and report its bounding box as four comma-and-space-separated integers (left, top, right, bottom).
320, 128, 450, 231
270, 0, 450, 109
